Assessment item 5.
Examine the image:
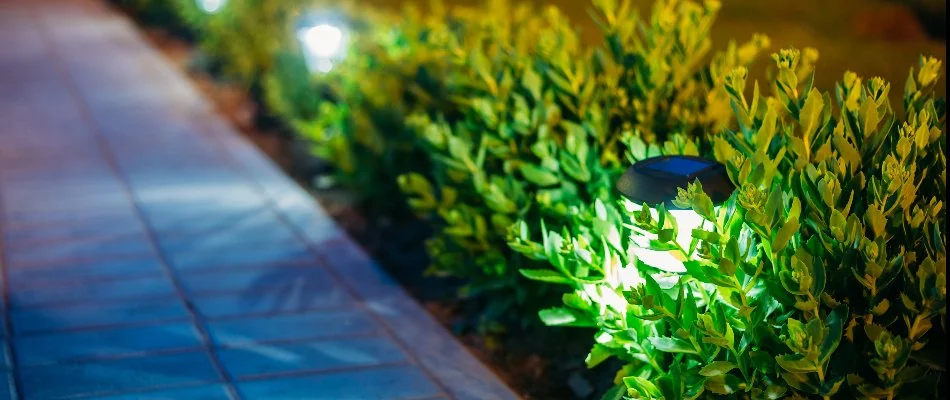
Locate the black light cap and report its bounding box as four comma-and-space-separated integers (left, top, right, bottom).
615, 155, 735, 209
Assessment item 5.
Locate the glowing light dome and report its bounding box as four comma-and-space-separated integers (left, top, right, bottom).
626, 206, 718, 273
299, 24, 344, 58
196, 0, 225, 14
616, 155, 735, 272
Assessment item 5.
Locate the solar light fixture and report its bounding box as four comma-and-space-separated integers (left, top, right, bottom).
295, 13, 348, 74
616, 155, 734, 273
196, 0, 225, 14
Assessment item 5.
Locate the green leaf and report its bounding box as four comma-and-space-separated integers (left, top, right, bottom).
775, 355, 816, 373
684, 260, 739, 289
699, 361, 738, 377
704, 374, 742, 395
519, 269, 573, 284
724, 237, 741, 266
819, 304, 848, 363
800, 87, 825, 139
623, 376, 662, 398
647, 240, 679, 252
832, 125, 861, 172
749, 350, 775, 373
627, 135, 648, 161
692, 189, 716, 221
538, 307, 594, 327
658, 229, 675, 243
632, 312, 668, 321
772, 216, 800, 253
764, 188, 784, 227
658, 361, 685, 400
519, 163, 560, 186
861, 95, 882, 137
559, 152, 591, 182
446, 136, 472, 163
649, 337, 699, 355
719, 259, 738, 276
680, 284, 699, 328
522, 67, 542, 100
756, 105, 778, 150
692, 229, 721, 243
807, 238, 827, 297
765, 384, 788, 399
586, 343, 612, 368
865, 204, 886, 238
599, 383, 627, 400
745, 209, 772, 238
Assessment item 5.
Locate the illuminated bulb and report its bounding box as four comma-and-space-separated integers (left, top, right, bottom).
296, 22, 346, 74
668, 208, 710, 251
300, 24, 344, 58
313, 59, 334, 73
629, 205, 718, 273
618, 264, 645, 289
615, 155, 734, 274
196, 0, 225, 13
619, 262, 682, 291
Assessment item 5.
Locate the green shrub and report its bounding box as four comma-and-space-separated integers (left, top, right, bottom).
190, 0, 300, 88
170, 0, 214, 37
510, 51, 946, 398
260, 3, 454, 206
143, 0, 771, 332
397, 0, 769, 330
118, 0, 946, 396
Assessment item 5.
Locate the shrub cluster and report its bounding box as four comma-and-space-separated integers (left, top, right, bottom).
395, 0, 769, 328
511, 51, 947, 398
116, 0, 945, 397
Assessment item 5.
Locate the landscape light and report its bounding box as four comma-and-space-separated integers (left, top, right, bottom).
196, 0, 225, 14
615, 155, 734, 273
296, 18, 347, 73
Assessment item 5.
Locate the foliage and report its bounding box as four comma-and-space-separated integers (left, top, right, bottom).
397, 0, 769, 330
118, 0, 946, 397
510, 50, 946, 399
187, 0, 301, 87
170, 0, 213, 37
260, 3, 452, 206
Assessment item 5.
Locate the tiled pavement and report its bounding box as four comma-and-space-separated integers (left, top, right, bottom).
0, 0, 519, 399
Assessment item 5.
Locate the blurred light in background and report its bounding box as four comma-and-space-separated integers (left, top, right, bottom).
297, 23, 346, 73
313, 59, 334, 73
196, 0, 225, 14
301, 24, 343, 58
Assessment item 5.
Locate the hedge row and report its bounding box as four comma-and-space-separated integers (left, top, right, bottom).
114, 0, 946, 398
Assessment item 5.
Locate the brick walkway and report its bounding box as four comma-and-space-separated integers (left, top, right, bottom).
0, 1, 518, 399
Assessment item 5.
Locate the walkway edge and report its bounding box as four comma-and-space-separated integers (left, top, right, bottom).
130, 10, 523, 400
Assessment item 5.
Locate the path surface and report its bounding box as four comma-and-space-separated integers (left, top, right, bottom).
0, 1, 518, 399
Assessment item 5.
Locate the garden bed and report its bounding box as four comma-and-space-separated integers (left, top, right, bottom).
113, 0, 948, 397
138, 26, 613, 400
